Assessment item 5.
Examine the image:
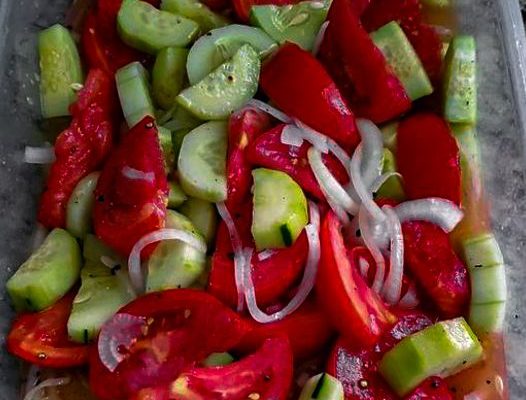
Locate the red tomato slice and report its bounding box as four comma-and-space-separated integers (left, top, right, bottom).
93, 116, 168, 256
396, 113, 462, 205
38, 69, 116, 228
89, 289, 249, 400
226, 108, 273, 207
318, 0, 411, 123
260, 43, 359, 151
233, 0, 300, 22
7, 293, 89, 368
236, 301, 333, 360
402, 221, 470, 318
316, 211, 396, 348
246, 124, 349, 200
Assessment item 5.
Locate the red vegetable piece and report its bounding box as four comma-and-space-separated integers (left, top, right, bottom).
89, 289, 249, 400
402, 221, 470, 318
233, 0, 301, 22
201, 0, 231, 11
396, 113, 462, 205
260, 43, 359, 151
226, 108, 273, 207
316, 211, 396, 348
318, 0, 411, 123
7, 293, 89, 368
246, 124, 349, 200
405, 377, 453, 400
93, 116, 168, 256
37, 69, 116, 229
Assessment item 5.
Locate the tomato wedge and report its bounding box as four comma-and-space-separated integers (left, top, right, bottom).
93, 116, 168, 256
260, 42, 359, 151
316, 211, 396, 347
89, 289, 249, 400
396, 113, 462, 205
7, 293, 89, 368
234, 0, 301, 22
318, 0, 411, 123
38, 69, 116, 229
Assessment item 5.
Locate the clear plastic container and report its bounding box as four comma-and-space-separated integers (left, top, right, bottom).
0, 0, 524, 399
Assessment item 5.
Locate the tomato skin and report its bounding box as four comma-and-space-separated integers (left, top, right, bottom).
318, 0, 411, 123
260, 43, 359, 151
38, 69, 116, 229
233, 0, 300, 21
396, 113, 462, 205
7, 293, 90, 368
402, 221, 470, 318
316, 211, 396, 348
246, 124, 349, 200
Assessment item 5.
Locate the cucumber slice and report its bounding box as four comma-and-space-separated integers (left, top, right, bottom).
172, 128, 192, 160
376, 149, 405, 201
158, 126, 176, 174
164, 107, 203, 132
117, 0, 199, 54
470, 264, 507, 305
168, 181, 188, 208
68, 261, 135, 343
462, 233, 504, 269
452, 124, 481, 174
371, 21, 433, 101
299, 373, 344, 400
66, 172, 100, 239
6, 229, 81, 312
39, 24, 83, 118
380, 122, 398, 151
250, 1, 329, 51
116, 61, 155, 127
202, 352, 234, 367
178, 121, 228, 202
379, 317, 483, 396
178, 197, 218, 246
443, 35, 477, 124
161, 0, 228, 33
177, 44, 260, 120
83, 234, 125, 267
469, 302, 506, 335
186, 24, 276, 85
146, 210, 206, 292
421, 0, 450, 7
251, 168, 308, 251
153, 47, 188, 110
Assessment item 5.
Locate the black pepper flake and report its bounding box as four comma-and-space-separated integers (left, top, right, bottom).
227, 75, 234, 82
431, 379, 440, 389
486, 380, 492, 385
473, 264, 483, 268
263, 374, 271, 382
97, 195, 105, 203
514, 314, 519, 319
450, 387, 457, 393
356, 229, 361, 238
110, 265, 122, 275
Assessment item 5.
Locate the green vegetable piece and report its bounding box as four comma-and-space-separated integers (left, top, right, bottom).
7, 229, 81, 312
177, 44, 260, 120
66, 172, 99, 239
379, 317, 483, 396
443, 35, 477, 124
186, 24, 276, 85
146, 210, 206, 292
178, 197, 218, 246
178, 121, 228, 202
158, 126, 176, 173
470, 264, 507, 305
462, 233, 504, 269
39, 24, 83, 118
452, 124, 481, 202
153, 47, 189, 110
380, 122, 398, 151
116, 61, 155, 127
68, 262, 135, 343
421, 0, 450, 8
168, 181, 188, 208
161, 0, 229, 34
469, 302, 506, 336
376, 149, 405, 201
83, 234, 125, 267
117, 0, 199, 54
164, 107, 203, 132
371, 21, 433, 101
172, 128, 192, 160
203, 352, 234, 367
252, 168, 308, 251
299, 373, 344, 400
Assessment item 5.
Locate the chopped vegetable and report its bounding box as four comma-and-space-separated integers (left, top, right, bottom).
178, 197, 218, 245
161, 0, 229, 33
152, 47, 188, 110
66, 171, 100, 239
299, 373, 344, 400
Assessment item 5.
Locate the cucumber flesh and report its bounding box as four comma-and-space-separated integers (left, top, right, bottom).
202, 352, 234, 367
117, 0, 199, 54
6, 229, 81, 312
462, 233, 504, 269
83, 234, 125, 267
177, 44, 260, 120
186, 24, 276, 85
451, 124, 481, 203
116, 61, 155, 127
469, 302, 506, 336
168, 181, 188, 208
146, 210, 206, 292
172, 128, 192, 160
469, 264, 507, 304
380, 122, 398, 151
250, 2, 329, 51
299, 373, 344, 400
153, 47, 188, 110
158, 126, 176, 174
443, 35, 477, 124
379, 317, 483, 396
163, 107, 203, 132
252, 168, 309, 251
39, 24, 83, 118
178, 197, 218, 246
66, 172, 100, 239
161, 0, 228, 34
371, 21, 433, 101
376, 148, 405, 201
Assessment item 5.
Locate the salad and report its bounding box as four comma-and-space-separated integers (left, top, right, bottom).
6, 0, 509, 399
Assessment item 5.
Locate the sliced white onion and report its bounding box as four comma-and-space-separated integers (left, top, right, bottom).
382, 206, 405, 305
98, 313, 146, 372
370, 172, 402, 194
356, 119, 384, 189
246, 99, 292, 123
359, 206, 386, 294
23, 377, 70, 400
293, 119, 330, 154
258, 249, 277, 261
280, 124, 304, 147
394, 198, 464, 233
216, 203, 242, 253
398, 282, 420, 309
24, 146, 55, 164
312, 20, 330, 55
122, 166, 154, 183
128, 229, 207, 293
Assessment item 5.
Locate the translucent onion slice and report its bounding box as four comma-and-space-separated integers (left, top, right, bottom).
23, 365, 41, 397
257, 249, 277, 261
246, 99, 292, 123
359, 206, 386, 294
122, 166, 154, 182
394, 198, 464, 232
312, 21, 329, 55
356, 119, 384, 188
382, 206, 404, 305
293, 119, 330, 154
24, 146, 55, 164
398, 282, 420, 309
280, 124, 304, 147
370, 172, 402, 194
23, 377, 71, 400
